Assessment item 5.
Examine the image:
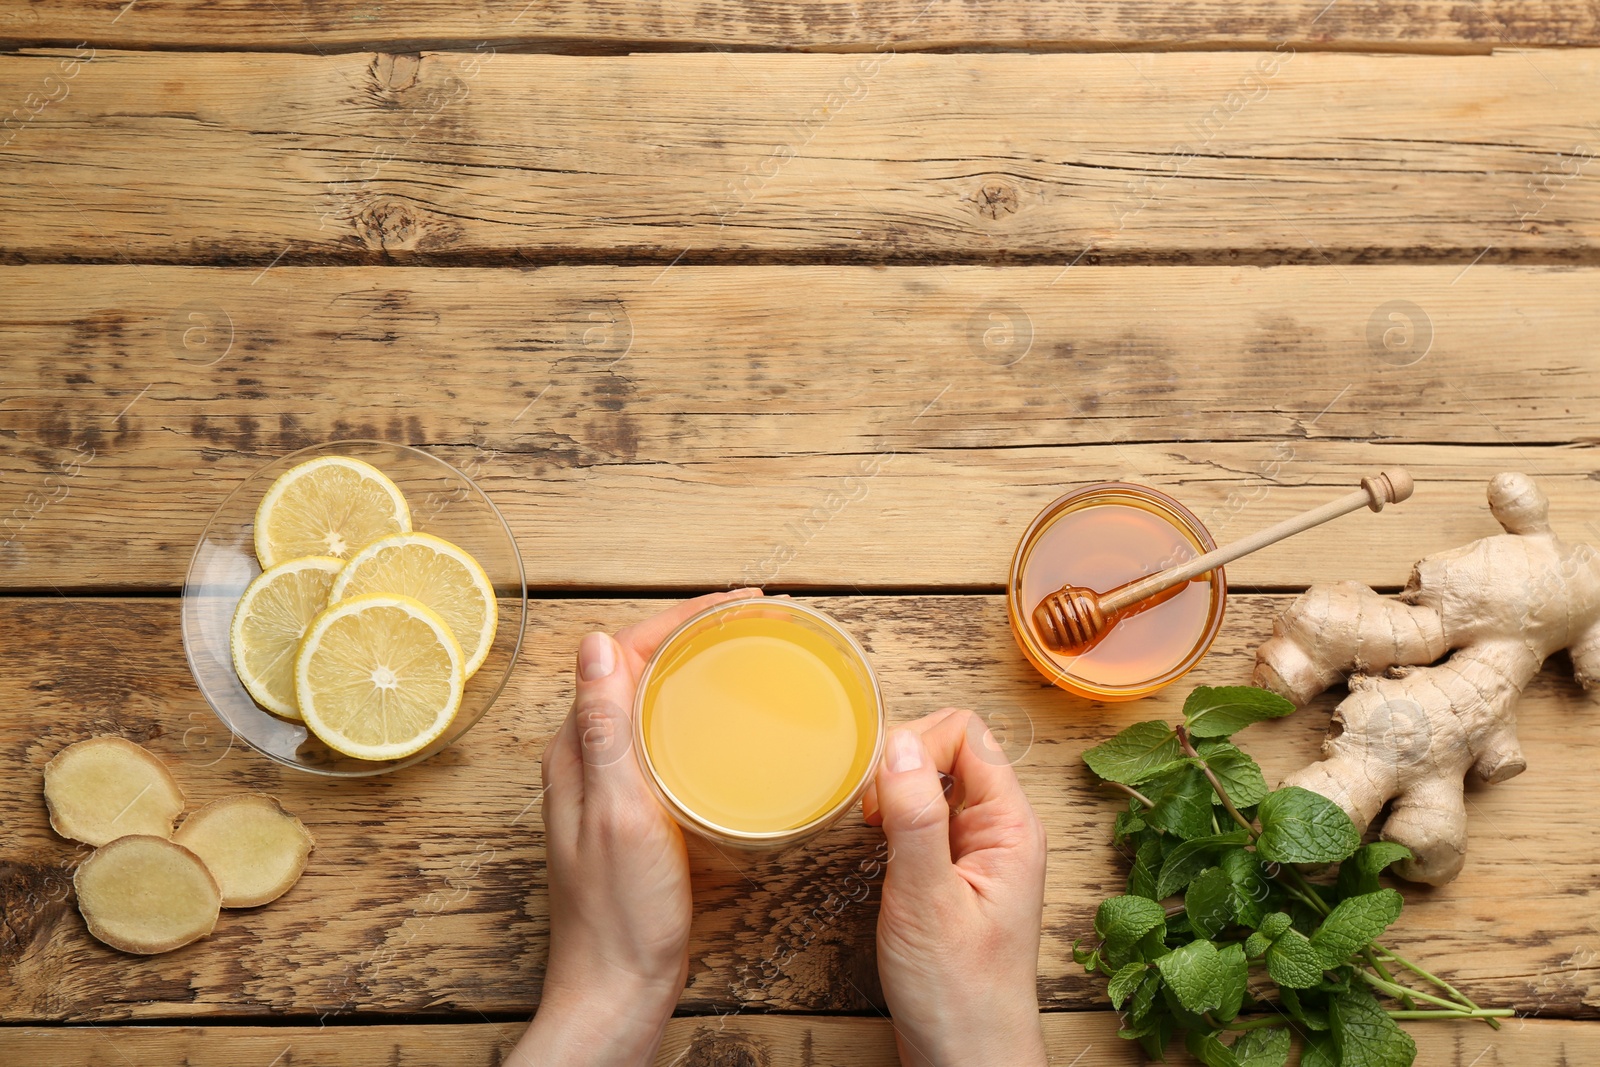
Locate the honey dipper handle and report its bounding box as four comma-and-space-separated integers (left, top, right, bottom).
1098, 469, 1413, 615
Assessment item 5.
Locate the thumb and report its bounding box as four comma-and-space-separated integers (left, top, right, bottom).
572, 631, 650, 810
874, 729, 953, 888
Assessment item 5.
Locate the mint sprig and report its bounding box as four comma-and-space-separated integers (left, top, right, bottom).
1078, 685, 1511, 1065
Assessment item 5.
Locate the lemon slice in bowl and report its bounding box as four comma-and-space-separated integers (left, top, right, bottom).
328, 532, 498, 678
231, 556, 344, 720
295, 593, 464, 761
253, 456, 411, 568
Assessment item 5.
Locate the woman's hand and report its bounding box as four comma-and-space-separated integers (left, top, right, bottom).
862, 708, 1049, 1067
509, 589, 762, 1067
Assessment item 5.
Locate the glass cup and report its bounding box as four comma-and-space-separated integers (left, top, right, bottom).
1007, 482, 1226, 701
633, 598, 885, 851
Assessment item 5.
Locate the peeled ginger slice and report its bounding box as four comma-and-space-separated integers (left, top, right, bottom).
44, 736, 185, 847
74, 835, 221, 954
174, 794, 315, 907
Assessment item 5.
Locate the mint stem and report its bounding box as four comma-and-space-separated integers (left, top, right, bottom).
1364, 947, 1414, 1011
1102, 781, 1156, 809
1174, 724, 1255, 836
1387, 1009, 1515, 1020
1211, 1014, 1290, 1032
1360, 971, 1481, 1014
1374, 947, 1501, 1031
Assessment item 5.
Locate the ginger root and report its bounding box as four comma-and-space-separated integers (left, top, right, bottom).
74, 835, 221, 954
1253, 472, 1600, 885
44, 736, 185, 846
174, 794, 315, 908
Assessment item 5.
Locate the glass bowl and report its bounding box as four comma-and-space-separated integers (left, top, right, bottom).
181, 440, 526, 776
1007, 482, 1226, 702
633, 598, 886, 852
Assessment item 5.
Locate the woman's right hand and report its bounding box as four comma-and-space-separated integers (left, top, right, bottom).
861, 708, 1049, 1067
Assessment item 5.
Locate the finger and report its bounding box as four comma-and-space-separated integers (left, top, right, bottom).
538, 708, 583, 841
571, 631, 657, 813
861, 707, 967, 824
873, 728, 954, 888
905, 708, 1032, 818
614, 588, 764, 666
907, 711, 1038, 869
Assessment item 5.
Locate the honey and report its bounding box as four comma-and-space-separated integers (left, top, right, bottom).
1008, 484, 1225, 701
635, 599, 884, 849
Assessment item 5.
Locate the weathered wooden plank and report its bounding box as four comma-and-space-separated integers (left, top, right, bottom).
3, 50, 1598, 264
3, 1015, 1597, 1066
3, 596, 1598, 1022
4, 0, 1599, 52
6, 436, 1596, 596
5, 263, 1599, 592
6, 265, 1597, 448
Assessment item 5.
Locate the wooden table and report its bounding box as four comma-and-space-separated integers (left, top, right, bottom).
3, 3, 1600, 1064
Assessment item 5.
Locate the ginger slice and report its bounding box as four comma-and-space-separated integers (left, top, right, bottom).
173, 794, 314, 907
74, 834, 221, 954
44, 736, 185, 847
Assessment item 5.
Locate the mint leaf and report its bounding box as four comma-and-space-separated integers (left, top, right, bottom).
1095, 895, 1168, 947
1331, 988, 1419, 1067
1244, 929, 1272, 958
1186, 866, 1237, 939
1114, 807, 1147, 841
1280, 985, 1329, 1031
1129, 971, 1161, 1024
1231, 1027, 1290, 1067
1128, 835, 1163, 899
1136, 925, 1169, 962
1084, 720, 1184, 784
1259, 912, 1293, 941
1336, 841, 1414, 898
1214, 942, 1249, 1022
1108, 962, 1148, 1008
1219, 847, 1273, 927
1135, 1013, 1174, 1063
1183, 685, 1296, 738
1146, 765, 1216, 839
1196, 739, 1270, 808
1265, 927, 1325, 988
1301, 1031, 1338, 1067
1256, 787, 1361, 864
1155, 829, 1251, 899
1185, 1029, 1242, 1067
1310, 889, 1404, 967
1154, 938, 1223, 1014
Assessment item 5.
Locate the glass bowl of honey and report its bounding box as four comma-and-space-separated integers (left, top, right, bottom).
1007, 483, 1226, 701
633, 598, 885, 851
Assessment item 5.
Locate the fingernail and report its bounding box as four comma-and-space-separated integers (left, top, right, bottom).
887, 730, 922, 774
577, 632, 616, 681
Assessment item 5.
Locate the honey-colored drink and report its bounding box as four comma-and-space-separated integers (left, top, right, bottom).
637, 602, 882, 846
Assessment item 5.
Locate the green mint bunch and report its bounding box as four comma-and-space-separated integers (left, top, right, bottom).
1074, 686, 1510, 1066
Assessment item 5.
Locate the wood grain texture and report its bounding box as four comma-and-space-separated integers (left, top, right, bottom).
5, 264, 1600, 593
3, 595, 1598, 1023
4, 0, 1599, 52
4, 1014, 1597, 1066
3, 50, 1598, 265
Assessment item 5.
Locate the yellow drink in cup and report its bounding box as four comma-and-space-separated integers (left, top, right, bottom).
635, 599, 885, 850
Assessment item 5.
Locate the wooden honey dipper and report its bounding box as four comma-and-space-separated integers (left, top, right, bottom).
1032, 469, 1414, 653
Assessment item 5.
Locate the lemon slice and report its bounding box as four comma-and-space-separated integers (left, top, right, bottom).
253, 456, 411, 568
328, 532, 498, 678
295, 593, 464, 761
230, 556, 344, 720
